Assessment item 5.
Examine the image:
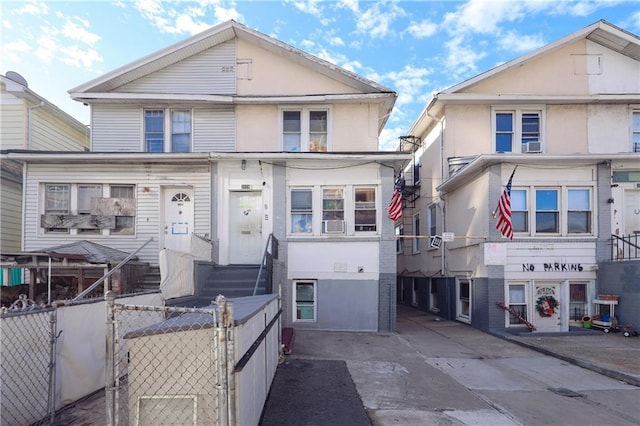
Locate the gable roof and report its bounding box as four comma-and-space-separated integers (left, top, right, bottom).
409, 20, 640, 135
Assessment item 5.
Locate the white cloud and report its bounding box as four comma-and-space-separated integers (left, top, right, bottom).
61, 18, 101, 46
292, 0, 323, 16
498, 30, 545, 53
329, 36, 345, 47
379, 124, 404, 151
132, 0, 239, 35
443, 0, 525, 35
14, 0, 49, 15
336, 0, 359, 14
58, 46, 104, 69
214, 4, 241, 22
405, 19, 438, 39
444, 35, 486, 78
356, 1, 407, 39
34, 31, 57, 63
380, 65, 431, 107
1, 40, 31, 64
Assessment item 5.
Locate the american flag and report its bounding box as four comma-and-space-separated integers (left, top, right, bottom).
387, 178, 403, 222
495, 167, 517, 239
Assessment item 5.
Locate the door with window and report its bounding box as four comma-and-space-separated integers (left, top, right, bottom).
229, 191, 263, 264
456, 279, 472, 323
624, 189, 640, 236
162, 187, 194, 253
533, 282, 562, 332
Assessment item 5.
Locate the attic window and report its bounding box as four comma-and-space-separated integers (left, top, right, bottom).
237, 59, 252, 80
572, 54, 602, 75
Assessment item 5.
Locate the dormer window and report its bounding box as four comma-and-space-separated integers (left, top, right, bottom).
281, 107, 329, 152
493, 108, 543, 153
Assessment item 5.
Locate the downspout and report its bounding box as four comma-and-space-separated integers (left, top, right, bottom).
28, 101, 45, 149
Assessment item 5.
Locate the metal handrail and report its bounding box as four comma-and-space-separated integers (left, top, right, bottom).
72, 237, 153, 301
253, 234, 274, 296
611, 234, 640, 261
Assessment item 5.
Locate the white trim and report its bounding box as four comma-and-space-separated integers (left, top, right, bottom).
293, 280, 317, 322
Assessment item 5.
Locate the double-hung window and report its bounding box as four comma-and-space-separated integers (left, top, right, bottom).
291, 188, 313, 234
294, 280, 316, 321
110, 185, 135, 234
569, 283, 588, 322
567, 189, 591, 233
45, 184, 70, 233
428, 204, 437, 238
354, 188, 376, 232
511, 189, 528, 233
77, 184, 103, 234
508, 284, 527, 326
282, 108, 329, 152
493, 108, 543, 153
322, 188, 344, 233
632, 110, 640, 152
395, 224, 404, 253
145, 109, 192, 152
535, 189, 559, 234
413, 213, 420, 253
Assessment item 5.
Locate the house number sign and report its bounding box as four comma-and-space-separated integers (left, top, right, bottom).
522, 263, 584, 272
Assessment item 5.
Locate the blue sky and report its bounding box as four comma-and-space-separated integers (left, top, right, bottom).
1, 0, 639, 150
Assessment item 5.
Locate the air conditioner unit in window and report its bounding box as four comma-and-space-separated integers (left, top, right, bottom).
523, 142, 542, 153
323, 220, 345, 234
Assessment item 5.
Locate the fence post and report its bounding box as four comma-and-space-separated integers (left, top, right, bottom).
214, 295, 229, 426
47, 303, 59, 425
105, 291, 116, 426
224, 300, 235, 426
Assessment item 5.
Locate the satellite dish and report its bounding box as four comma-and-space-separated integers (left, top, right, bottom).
5, 71, 28, 88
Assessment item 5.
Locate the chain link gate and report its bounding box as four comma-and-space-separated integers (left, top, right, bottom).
106, 292, 235, 426
1, 296, 59, 425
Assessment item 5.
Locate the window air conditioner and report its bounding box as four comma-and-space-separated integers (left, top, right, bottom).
523, 142, 542, 153
323, 220, 345, 234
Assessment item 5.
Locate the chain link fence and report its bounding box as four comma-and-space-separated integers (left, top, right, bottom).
1, 296, 58, 426
107, 293, 234, 426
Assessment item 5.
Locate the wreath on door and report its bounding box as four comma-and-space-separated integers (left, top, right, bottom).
536, 295, 559, 317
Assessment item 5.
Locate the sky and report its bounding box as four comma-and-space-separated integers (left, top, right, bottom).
1, 1, 639, 151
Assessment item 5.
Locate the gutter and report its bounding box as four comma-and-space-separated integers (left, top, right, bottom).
27, 101, 45, 149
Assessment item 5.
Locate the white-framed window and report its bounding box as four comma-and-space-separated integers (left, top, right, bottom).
395, 223, 404, 254
507, 283, 528, 326
294, 280, 316, 322
45, 184, 70, 233
411, 278, 419, 307
535, 189, 559, 234
291, 188, 313, 234
428, 204, 437, 239
354, 187, 376, 232
412, 213, 420, 254
569, 282, 588, 322
457, 279, 471, 322
281, 107, 330, 152
511, 189, 528, 233
567, 189, 591, 233
322, 188, 344, 234
110, 185, 135, 235
144, 108, 192, 152
632, 110, 640, 152
42, 183, 136, 235
77, 184, 103, 235
492, 107, 544, 153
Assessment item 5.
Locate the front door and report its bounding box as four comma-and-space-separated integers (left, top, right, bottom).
162, 187, 194, 253
623, 189, 640, 235
533, 283, 562, 332
228, 191, 263, 264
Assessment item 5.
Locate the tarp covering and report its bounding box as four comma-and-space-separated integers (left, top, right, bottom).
160, 234, 212, 300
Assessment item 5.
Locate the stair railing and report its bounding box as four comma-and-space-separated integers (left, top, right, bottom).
611, 234, 640, 261
72, 237, 153, 301
253, 234, 277, 296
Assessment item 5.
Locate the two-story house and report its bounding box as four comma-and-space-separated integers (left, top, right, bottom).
396, 20, 639, 333
1, 72, 90, 285
4, 20, 410, 332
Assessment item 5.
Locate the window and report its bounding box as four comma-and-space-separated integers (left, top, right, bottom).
536, 189, 559, 233
45, 184, 70, 233
633, 111, 640, 152
493, 108, 543, 153
145, 110, 164, 152
429, 280, 439, 312
508, 284, 527, 326
291, 188, 312, 233
568, 189, 591, 233
77, 184, 102, 234
511, 189, 528, 233
412, 213, 420, 253
411, 279, 419, 307
171, 110, 191, 153
282, 108, 330, 152
457, 279, 471, 320
294, 281, 316, 321
395, 224, 404, 254
110, 185, 135, 234
354, 187, 376, 232
145, 109, 192, 152
428, 204, 437, 238
569, 283, 588, 322
322, 188, 344, 233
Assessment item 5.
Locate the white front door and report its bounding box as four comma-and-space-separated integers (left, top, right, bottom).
456, 279, 471, 324
533, 282, 562, 332
162, 187, 194, 253
228, 191, 263, 264
623, 189, 640, 235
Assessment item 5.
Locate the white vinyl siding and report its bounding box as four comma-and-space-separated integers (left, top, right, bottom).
193, 109, 235, 152
92, 105, 143, 152
92, 105, 236, 152
0, 179, 23, 252
117, 42, 236, 95
0, 103, 26, 149
23, 163, 211, 265
29, 108, 89, 151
